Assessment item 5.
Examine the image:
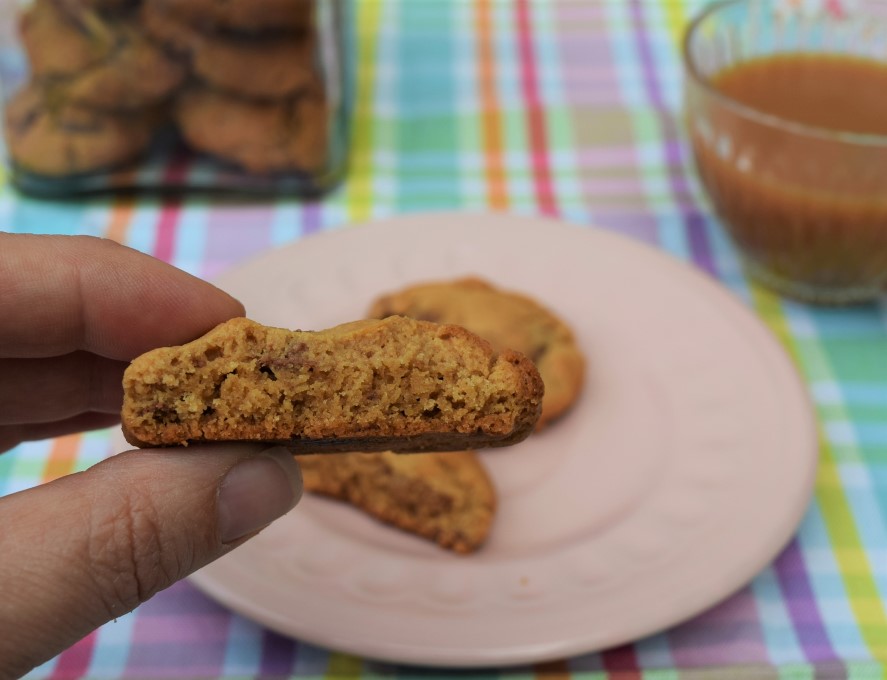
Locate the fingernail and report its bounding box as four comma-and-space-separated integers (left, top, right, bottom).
218, 447, 302, 543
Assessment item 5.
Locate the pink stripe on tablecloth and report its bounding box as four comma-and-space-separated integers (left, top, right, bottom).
515, 0, 558, 216
153, 154, 191, 263
48, 632, 97, 680
154, 202, 180, 265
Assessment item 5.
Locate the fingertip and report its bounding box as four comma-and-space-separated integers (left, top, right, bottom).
217, 446, 302, 543
263, 446, 303, 506
228, 294, 247, 319
203, 283, 245, 320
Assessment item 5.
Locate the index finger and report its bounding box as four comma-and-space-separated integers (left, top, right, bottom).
0, 233, 245, 359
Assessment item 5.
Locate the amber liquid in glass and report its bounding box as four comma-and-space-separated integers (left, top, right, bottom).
715, 54, 887, 135
691, 54, 887, 302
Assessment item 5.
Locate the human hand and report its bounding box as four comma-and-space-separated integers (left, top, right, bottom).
0, 234, 302, 678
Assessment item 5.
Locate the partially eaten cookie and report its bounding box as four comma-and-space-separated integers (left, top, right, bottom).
121, 316, 543, 453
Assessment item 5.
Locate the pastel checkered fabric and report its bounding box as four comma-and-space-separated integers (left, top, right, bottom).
2, 1, 886, 678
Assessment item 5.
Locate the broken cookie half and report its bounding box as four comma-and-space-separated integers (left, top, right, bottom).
298, 450, 496, 554
121, 316, 543, 453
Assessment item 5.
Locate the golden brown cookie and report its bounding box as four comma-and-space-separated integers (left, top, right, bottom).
173, 85, 327, 173
370, 278, 585, 430
19, 0, 113, 76
140, 2, 314, 100
298, 450, 496, 554
21, 0, 186, 110
4, 83, 154, 176
145, 0, 314, 33
121, 317, 544, 452
138, 0, 195, 53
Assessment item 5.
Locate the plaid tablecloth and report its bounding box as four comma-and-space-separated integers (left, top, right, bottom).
4, 0, 887, 678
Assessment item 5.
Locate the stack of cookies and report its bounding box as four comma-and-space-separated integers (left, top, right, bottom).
142, 0, 327, 174
7, 0, 185, 176
4, 0, 326, 178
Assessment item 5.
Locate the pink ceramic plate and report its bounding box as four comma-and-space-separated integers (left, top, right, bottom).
186, 213, 817, 667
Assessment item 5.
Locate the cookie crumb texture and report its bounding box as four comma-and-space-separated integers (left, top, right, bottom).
122, 317, 543, 452
298, 450, 496, 554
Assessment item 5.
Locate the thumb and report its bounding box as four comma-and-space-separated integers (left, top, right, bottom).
0, 444, 302, 679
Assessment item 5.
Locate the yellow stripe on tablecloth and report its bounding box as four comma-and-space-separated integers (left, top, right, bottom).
325, 652, 363, 680
476, 0, 509, 210
345, 0, 385, 224
665, 1, 688, 49
750, 284, 887, 660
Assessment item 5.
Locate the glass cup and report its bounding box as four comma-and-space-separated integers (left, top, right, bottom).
683, 0, 887, 304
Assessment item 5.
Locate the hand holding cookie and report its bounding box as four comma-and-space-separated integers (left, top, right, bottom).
0, 234, 303, 678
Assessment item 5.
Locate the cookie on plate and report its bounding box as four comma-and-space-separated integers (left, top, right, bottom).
21, 0, 186, 110
369, 278, 585, 430
4, 83, 154, 176
144, 0, 314, 33
298, 450, 496, 554
121, 316, 544, 453
141, 2, 314, 100
174, 85, 327, 173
